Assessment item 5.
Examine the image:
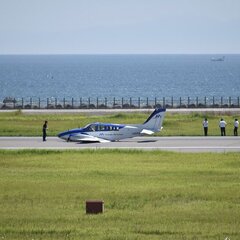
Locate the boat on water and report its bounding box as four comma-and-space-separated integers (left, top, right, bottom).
211, 56, 225, 61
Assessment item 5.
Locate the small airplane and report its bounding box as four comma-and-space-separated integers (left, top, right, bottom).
58, 108, 166, 143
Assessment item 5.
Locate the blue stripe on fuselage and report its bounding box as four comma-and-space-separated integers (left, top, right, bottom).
58, 123, 126, 138
58, 128, 84, 138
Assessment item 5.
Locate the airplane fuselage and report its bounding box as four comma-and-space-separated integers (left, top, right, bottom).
58, 108, 166, 143
58, 123, 143, 142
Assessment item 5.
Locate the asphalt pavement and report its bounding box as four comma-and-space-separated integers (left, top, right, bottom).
0, 136, 240, 152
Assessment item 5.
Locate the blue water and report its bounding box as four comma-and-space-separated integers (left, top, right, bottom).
0, 54, 240, 99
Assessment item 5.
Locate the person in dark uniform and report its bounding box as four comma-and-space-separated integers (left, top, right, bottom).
42, 120, 48, 141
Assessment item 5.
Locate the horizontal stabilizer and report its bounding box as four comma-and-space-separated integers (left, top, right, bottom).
140, 129, 155, 135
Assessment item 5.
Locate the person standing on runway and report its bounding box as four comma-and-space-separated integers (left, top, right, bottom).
219, 118, 227, 136
42, 120, 48, 141
202, 118, 208, 136
234, 118, 239, 136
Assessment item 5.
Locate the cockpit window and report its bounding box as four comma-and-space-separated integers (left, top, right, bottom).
85, 124, 95, 132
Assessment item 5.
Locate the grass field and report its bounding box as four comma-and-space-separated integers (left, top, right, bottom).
0, 150, 240, 239
0, 110, 238, 136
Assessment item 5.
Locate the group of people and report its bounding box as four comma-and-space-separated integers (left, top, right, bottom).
202, 118, 239, 136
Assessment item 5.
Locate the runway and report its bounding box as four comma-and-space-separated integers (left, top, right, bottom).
0, 136, 240, 152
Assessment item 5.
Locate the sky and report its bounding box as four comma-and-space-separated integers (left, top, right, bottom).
0, 0, 240, 54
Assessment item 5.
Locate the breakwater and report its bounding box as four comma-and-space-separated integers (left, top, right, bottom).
1, 96, 240, 109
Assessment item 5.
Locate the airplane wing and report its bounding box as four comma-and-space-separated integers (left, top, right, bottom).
69, 134, 110, 143
79, 137, 110, 143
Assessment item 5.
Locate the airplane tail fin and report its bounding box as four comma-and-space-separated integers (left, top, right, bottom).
142, 108, 166, 132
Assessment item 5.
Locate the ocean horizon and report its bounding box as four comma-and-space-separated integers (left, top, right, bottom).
0, 54, 240, 99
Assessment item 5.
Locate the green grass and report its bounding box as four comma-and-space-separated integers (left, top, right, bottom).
0, 150, 240, 239
0, 110, 238, 136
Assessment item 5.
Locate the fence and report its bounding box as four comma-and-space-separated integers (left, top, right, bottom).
1, 96, 240, 109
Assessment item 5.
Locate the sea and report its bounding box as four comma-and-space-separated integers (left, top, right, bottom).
0, 54, 240, 100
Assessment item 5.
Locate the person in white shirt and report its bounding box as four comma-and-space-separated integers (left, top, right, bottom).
234, 119, 239, 136
202, 118, 208, 136
219, 118, 227, 136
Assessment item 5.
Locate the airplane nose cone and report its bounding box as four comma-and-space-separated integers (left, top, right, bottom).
58, 132, 66, 139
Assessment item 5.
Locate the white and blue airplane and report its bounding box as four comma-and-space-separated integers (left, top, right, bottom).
58, 108, 166, 143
